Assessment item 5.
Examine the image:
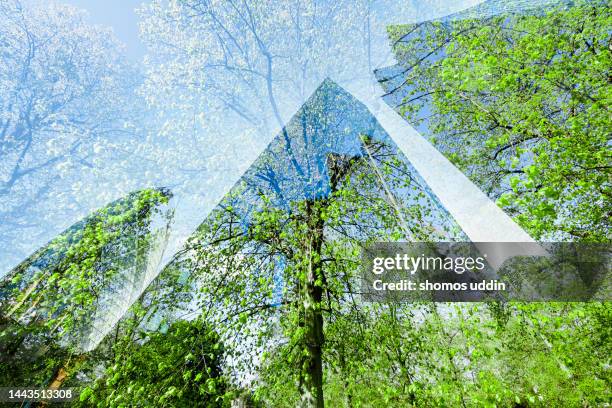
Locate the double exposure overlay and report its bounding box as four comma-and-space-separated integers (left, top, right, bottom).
0, 0, 610, 407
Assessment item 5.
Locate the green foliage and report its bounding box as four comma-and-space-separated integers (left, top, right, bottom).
257, 302, 611, 407
175, 131, 452, 407
2, 4, 610, 406
0, 315, 71, 389
1, 188, 171, 343
386, 0, 611, 241
379, 7, 612, 401
0, 188, 171, 391
245, 5, 612, 406
78, 319, 228, 408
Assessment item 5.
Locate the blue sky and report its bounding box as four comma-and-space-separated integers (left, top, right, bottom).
63, 0, 146, 61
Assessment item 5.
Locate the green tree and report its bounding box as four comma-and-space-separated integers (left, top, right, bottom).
171, 82, 457, 407
383, 0, 611, 241
0, 188, 172, 389
78, 319, 228, 408
376, 3, 611, 406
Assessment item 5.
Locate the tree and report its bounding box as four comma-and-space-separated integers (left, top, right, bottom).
371, 3, 612, 406
135, 0, 424, 228
0, 0, 142, 272
381, 0, 611, 241
78, 319, 228, 408
1, 1, 609, 406
166, 80, 458, 407
0, 188, 172, 389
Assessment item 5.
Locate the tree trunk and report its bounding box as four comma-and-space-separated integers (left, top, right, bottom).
48, 366, 69, 390
299, 201, 325, 408
339, 347, 353, 408
36, 355, 85, 407
297, 155, 357, 407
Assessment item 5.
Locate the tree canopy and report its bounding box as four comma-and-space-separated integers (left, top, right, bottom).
381, 0, 611, 241
0, 1, 610, 407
